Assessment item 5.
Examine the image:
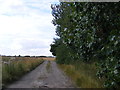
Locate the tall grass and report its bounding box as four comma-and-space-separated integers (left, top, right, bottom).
59, 61, 105, 88
2, 58, 43, 87
2, 56, 10, 62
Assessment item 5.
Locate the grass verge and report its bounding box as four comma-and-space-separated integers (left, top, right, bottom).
2, 58, 44, 88
46, 61, 51, 72
58, 61, 105, 88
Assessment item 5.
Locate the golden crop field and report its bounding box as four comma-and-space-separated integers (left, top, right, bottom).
41, 57, 55, 61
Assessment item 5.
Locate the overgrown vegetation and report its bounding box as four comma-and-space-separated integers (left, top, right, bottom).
2, 56, 11, 62
59, 61, 104, 88
50, 2, 120, 88
2, 57, 43, 88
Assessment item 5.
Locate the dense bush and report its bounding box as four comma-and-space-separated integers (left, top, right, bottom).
56, 44, 74, 64
50, 2, 120, 88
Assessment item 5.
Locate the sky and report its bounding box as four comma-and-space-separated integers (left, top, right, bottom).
0, 0, 59, 56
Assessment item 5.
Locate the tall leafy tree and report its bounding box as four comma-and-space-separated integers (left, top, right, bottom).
50, 2, 120, 88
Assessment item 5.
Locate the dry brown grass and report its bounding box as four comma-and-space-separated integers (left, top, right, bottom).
2, 56, 55, 61
41, 57, 55, 61
59, 62, 104, 88
2, 57, 44, 88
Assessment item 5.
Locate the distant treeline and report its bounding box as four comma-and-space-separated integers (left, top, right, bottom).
1, 55, 54, 58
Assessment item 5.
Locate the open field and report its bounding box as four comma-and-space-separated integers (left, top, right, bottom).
2, 56, 55, 62
41, 57, 55, 61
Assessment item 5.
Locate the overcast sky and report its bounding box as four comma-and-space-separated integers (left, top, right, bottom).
0, 0, 59, 56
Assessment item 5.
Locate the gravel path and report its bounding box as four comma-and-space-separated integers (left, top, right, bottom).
7, 60, 74, 88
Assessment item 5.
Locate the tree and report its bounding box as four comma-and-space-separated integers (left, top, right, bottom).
50, 38, 61, 56
50, 2, 120, 88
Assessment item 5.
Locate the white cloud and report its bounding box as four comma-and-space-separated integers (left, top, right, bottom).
0, 0, 59, 56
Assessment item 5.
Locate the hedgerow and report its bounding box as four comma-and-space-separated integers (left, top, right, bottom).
50, 2, 120, 88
